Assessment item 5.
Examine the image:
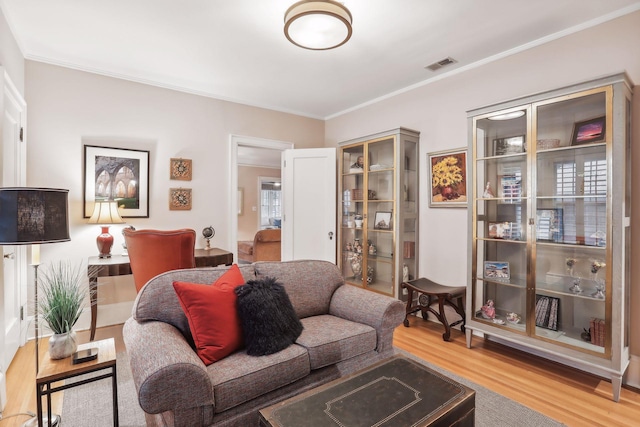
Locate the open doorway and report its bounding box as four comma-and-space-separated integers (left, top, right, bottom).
229, 136, 293, 263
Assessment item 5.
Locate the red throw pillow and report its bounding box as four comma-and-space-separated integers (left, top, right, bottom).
173, 264, 245, 365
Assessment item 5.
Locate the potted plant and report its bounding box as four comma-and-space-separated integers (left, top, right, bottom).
38, 260, 90, 359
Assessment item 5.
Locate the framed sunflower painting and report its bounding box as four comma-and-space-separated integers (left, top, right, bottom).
428, 148, 467, 208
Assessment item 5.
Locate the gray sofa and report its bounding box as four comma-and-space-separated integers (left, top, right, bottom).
123, 260, 405, 427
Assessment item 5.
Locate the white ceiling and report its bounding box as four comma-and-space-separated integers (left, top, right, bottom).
2, 0, 640, 119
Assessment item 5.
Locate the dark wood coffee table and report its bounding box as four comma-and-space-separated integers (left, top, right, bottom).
259, 355, 475, 427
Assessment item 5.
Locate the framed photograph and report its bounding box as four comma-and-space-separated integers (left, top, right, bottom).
83, 145, 149, 218
170, 158, 192, 181
428, 148, 467, 208
483, 261, 510, 280
169, 188, 192, 210
488, 222, 510, 239
373, 211, 392, 230
535, 295, 560, 331
571, 116, 605, 145
536, 208, 563, 242
494, 135, 525, 156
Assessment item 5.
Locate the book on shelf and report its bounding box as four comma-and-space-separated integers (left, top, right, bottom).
590, 317, 605, 347
403, 241, 415, 258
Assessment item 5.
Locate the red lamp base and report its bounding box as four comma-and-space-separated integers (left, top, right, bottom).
97, 226, 114, 258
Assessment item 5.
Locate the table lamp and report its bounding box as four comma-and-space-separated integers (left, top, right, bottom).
0, 187, 70, 427
88, 200, 125, 258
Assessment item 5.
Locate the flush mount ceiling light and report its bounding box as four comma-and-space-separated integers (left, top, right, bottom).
284, 0, 353, 50
487, 110, 526, 121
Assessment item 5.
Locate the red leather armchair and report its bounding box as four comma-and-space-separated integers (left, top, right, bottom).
123, 228, 196, 292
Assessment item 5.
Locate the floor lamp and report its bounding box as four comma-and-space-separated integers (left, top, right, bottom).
0, 188, 70, 427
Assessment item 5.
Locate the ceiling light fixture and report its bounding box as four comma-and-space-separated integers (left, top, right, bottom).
284, 0, 353, 50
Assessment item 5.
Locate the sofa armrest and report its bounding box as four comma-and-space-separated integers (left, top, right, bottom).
123, 317, 213, 415
328, 285, 405, 353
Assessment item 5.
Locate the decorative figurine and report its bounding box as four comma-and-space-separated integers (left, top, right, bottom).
402, 264, 409, 282
350, 253, 362, 279
483, 181, 495, 198
590, 259, 606, 299
368, 241, 376, 255
355, 240, 363, 253
351, 156, 364, 169
481, 299, 496, 319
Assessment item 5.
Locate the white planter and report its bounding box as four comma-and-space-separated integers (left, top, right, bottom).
49, 331, 78, 360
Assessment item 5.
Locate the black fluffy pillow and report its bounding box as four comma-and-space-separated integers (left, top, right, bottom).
235, 277, 303, 356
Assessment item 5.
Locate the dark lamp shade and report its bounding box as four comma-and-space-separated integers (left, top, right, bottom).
0, 187, 70, 245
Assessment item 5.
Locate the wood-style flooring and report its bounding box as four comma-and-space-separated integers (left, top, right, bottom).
2, 319, 640, 427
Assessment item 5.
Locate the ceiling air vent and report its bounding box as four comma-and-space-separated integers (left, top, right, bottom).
425, 57, 457, 71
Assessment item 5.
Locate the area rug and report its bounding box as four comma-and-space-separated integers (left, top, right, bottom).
62, 350, 565, 427
61, 352, 145, 427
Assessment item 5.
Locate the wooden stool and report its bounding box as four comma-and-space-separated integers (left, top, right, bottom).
401, 278, 466, 341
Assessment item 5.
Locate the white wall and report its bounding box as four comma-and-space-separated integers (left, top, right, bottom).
326, 10, 640, 383
25, 61, 324, 328
0, 6, 24, 94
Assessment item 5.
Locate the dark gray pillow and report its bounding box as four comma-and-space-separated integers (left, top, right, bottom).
235, 276, 303, 356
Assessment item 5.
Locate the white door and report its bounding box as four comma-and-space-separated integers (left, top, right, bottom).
1, 69, 27, 402
281, 148, 336, 262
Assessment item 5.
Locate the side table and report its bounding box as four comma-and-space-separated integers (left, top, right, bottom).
36, 338, 118, 427
401, 278, 466, 341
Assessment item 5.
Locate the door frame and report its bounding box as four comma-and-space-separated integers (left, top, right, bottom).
229, 135, 293, 261
0, 68, 27, 406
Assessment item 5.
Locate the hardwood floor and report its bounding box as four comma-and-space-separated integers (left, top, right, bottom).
2, 319, 639, 426
394, 317, 640, 427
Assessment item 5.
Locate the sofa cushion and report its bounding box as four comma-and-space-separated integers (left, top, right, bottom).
209, 344, 310, 413
235, 277, 303, 356
134, 265, 256, 344
296, 314, 377, 369
173, 264, 246, 365
254, 260, 343, 319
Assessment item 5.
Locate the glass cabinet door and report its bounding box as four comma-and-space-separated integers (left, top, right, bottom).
365, 137, 395, 295
472, 106, 529, 332
400, 139, 418, 296
533, 88, 610, 353
340, 144, 366, 288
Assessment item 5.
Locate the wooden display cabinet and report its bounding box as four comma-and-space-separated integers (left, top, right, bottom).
338, 128, 419, 299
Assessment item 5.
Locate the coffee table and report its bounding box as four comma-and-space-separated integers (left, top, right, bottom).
259, 355, 475, 427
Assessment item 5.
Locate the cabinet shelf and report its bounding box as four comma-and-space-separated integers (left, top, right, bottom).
478, 277, 526, 289
535, 241, 606, 250
479, 152, 527, 161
